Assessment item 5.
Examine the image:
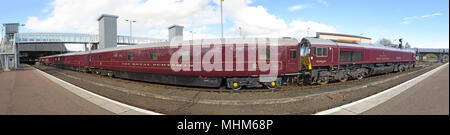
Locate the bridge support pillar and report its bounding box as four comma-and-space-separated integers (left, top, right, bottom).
418, 53, 424, 61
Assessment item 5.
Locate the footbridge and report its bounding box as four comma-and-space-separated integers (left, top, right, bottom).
3, 32, 165, 65
16, 33, 164, 45
415, 48, 449, 62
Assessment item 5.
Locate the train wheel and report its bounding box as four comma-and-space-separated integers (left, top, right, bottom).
296, 77, 304, 86
230, 82, 242, 90
317, 77, 329, 85
357, 73, 364, 80
266, 81, 278, 89
339, 75, 348, 82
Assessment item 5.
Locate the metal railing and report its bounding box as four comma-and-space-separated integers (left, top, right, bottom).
15, 33, 166, 44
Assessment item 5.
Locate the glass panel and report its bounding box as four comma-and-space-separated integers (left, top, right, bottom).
36, 35, 41, 41
119, 36, 123, 43
49, 34, 54, 41
128, 53, 134, 60
29, 34, 34, 42
150, 52, 158, 60
59, 35, 64, 42
43, 35, 48, 41
290, 50, 297, 59
23, 34, 28, 41
317, 48, 322, 56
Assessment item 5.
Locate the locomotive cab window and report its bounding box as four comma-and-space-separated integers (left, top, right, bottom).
150, 52, 158, 60
315, 47, 328, 57
128, 53, 134, 60
290, 50, 297, 59
98, 55, 102, 60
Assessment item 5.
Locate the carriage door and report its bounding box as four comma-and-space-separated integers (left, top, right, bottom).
88, 55, 92, 67
286, 48, 298, 73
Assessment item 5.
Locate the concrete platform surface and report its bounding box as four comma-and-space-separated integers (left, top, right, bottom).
362, 64, 449, 115
0, 65, 114, 115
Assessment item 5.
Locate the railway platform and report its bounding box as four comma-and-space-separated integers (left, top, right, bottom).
361, 64, 449, 115
0, 63, 447, 115
316, 63, 448, 115
0, 65, 113, 115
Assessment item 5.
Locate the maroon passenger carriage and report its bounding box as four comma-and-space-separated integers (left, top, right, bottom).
39, 37, 416, 90
40, 38, 299, 90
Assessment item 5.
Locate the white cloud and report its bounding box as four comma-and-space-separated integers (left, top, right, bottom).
288, 5, 304, 11
25, 0, 216, 33
288, 4, 312, 11
222, 0, 335, 38
25, 0, 337, 40
421, 13, 441, 18
401, 12, 441, 24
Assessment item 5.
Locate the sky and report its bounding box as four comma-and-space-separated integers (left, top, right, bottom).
0, 0, 448, 48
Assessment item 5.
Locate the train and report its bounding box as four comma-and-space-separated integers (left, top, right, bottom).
39, 37, 416, 90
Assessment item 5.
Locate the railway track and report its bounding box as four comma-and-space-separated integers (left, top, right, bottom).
42, 64, 428, 94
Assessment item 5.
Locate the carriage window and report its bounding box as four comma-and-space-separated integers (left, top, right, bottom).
128, 53, 134, 60
290, 50, 297, 59
312, 48, 316, 56
316, 48, 328, 57
98, 55, 102, 60
317, 48, 322, 56
150, 52, 158, 60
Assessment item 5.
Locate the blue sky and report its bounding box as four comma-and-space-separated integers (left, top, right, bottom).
0, 0, 448, 48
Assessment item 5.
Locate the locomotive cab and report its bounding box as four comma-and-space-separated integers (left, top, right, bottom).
299, 39, 312, 71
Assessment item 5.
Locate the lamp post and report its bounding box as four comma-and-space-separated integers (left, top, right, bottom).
189, 31, 194, 41
220, 0, 224, 39
125, 19, 136, 44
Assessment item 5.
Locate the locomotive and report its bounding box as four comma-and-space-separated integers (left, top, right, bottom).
39, 37, 416, 90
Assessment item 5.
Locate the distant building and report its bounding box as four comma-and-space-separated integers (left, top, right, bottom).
316, 32, 372, 43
